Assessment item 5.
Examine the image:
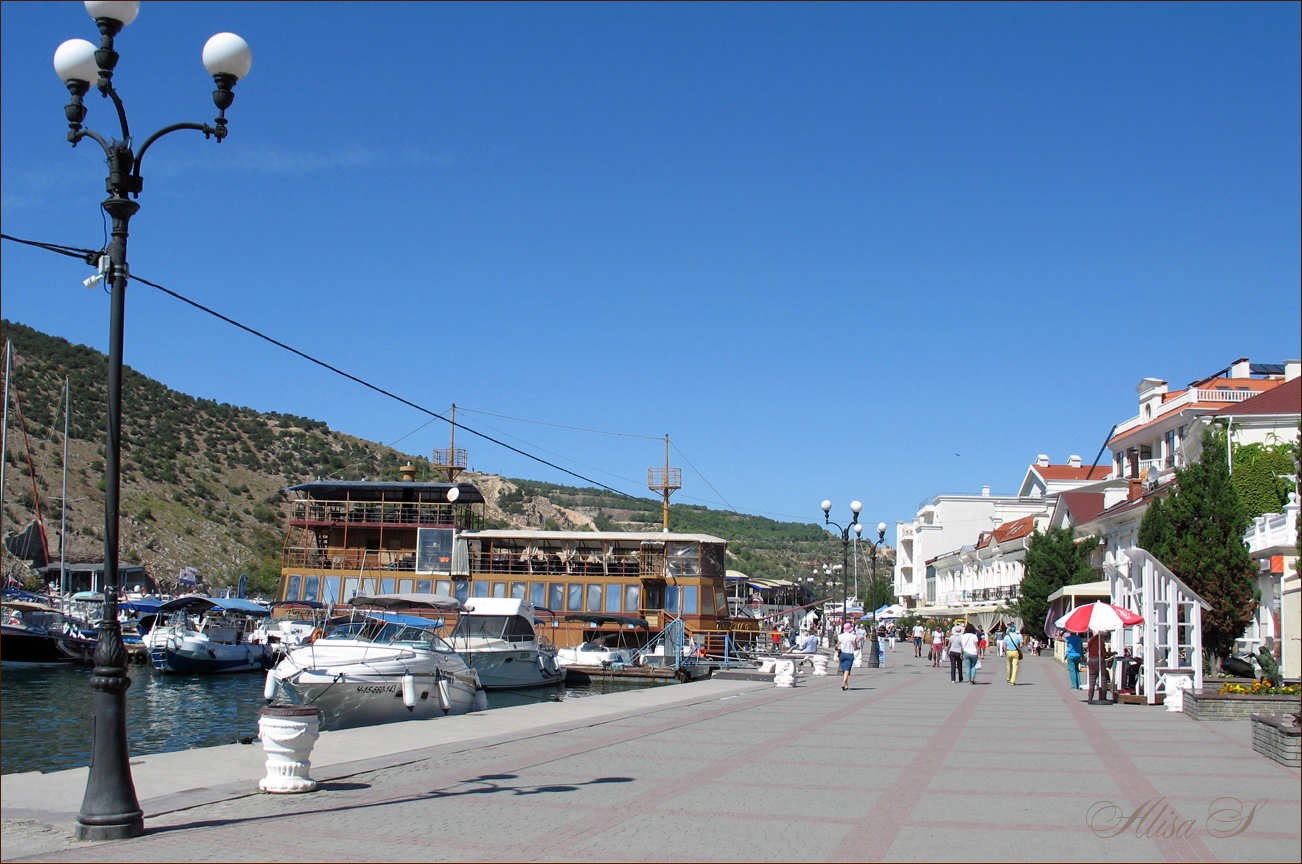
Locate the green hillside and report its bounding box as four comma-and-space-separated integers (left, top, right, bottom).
1, 319, 892, 598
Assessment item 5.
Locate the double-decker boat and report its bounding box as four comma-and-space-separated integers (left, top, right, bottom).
273, 468, 736, 658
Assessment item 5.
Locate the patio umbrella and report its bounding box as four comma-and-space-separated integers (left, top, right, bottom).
1054, 601, 1143, 633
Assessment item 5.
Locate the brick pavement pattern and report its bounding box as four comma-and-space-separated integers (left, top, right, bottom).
3, 651, 1298, 862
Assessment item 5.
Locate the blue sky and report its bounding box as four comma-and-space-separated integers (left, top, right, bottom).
3, 2, 1299, 537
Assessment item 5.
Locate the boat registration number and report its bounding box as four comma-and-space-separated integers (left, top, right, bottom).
356, 685, 396, 694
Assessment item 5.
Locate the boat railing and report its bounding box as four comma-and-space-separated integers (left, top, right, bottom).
290, 500, 478, 528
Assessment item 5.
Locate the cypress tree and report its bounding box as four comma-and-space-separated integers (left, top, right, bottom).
1137, 429, 1254, 660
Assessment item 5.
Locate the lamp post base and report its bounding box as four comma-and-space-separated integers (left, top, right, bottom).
75, 817, 144, 842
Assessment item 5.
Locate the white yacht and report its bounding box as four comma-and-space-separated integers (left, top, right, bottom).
554, 613, 647, 668
269, 594, 486, 731
144, 596, 273, 674
448, 597, 564, 689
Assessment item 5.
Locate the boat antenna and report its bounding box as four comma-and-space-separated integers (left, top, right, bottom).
432, 404, 467, 483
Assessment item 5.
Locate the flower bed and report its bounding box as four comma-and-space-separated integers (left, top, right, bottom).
1183, 689, 1302, 721
1250, 714, 1301, 768
1219, 681, 1300, 696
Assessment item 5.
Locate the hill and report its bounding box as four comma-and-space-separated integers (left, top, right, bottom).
0, 320, 893, 599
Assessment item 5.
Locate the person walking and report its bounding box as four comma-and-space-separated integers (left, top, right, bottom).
931, 627, 944, 668
961, 623, 980, 684
947, 625, 966, 683
913, 622, 925, 657
1065, 631, 1084, 690
1003, 625, 1023, 685
837, 623, 861, 691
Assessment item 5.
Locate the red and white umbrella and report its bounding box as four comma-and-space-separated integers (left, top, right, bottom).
1054, 601, 1143, 633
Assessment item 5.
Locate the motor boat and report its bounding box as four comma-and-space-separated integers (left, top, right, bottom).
1, 599, 75, 666
248, 600, 328, 657
144, 596, 273, 673
554, 613, 648, 668
269, 593, 487, 731
448, 597, 564, 689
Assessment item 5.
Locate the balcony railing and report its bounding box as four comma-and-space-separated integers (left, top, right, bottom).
289, 499, 477, 528
1113, 387, 1265, 436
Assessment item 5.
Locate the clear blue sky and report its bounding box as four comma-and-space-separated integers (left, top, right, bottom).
3, 2, 1299, 537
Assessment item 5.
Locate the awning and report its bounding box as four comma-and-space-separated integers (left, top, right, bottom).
156, 596, 269, 616
348, 593, 464, 612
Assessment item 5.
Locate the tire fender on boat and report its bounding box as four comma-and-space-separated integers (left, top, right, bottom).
263, 670, 278, 701
402, 672, 417, 709
437, 677, 452, 712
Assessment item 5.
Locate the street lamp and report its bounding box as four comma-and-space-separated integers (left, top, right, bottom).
864, 522, 888, 667
820, 499, 863, 643
53, 1, 252, 841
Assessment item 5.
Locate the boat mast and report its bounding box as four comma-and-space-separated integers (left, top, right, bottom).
432, 404, 467, 483
0, 340, 9, 562
647, 435, 681, 531
61, 377, 70, 595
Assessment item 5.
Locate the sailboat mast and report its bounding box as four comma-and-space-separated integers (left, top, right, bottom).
61, 377, 70, 596
0, 340, 10, 556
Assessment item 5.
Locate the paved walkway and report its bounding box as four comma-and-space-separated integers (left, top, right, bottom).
3, 650, 1298, 862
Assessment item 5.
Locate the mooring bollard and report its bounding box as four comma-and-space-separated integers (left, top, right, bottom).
1166, 674, 1194, 713
258, 705, 322, 793
810, 654, 830, 676
773, 659, 796, 688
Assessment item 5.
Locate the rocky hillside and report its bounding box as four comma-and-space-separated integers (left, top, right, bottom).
1, 320, 892, 597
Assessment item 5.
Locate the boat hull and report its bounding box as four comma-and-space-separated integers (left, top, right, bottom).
1, 626, 73, 667
277, 668, 482, 730
459, 647, 565, 689
148, 637, 272, 674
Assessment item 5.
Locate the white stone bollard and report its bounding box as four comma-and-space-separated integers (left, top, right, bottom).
758, 658, 777, 675
1166, 674, 1194, 713
773, 659, 796, 688
258, 705, 323, 793
810, 654, 830, 676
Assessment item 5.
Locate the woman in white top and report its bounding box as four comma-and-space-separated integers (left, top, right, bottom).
836, 624, 860, 691
960, 624, 980, 684
931, 627, 944, 668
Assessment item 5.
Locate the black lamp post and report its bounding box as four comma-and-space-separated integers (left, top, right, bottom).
820, 499, 862, 646
53, 0, 252, 841
865, 522, 887, 667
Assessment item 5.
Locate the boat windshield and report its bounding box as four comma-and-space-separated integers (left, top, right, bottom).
451, 614, 535, 644
323, 619, 452, 652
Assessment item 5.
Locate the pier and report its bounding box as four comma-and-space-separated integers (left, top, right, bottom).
3, 652, 1298, 862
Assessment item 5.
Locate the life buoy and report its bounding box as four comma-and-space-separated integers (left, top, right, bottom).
308, 629, 323, 644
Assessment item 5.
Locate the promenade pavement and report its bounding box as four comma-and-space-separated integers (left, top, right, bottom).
2, 648, 1298, 862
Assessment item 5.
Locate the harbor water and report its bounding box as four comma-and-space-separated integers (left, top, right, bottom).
0, 664, 649, 776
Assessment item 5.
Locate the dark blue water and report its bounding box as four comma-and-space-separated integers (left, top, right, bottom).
0, 665, 644, 775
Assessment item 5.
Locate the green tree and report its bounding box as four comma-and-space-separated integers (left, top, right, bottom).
1013, 525, 1097, 639
1231, 440, 1297, 519
1137, 429, 1254, 660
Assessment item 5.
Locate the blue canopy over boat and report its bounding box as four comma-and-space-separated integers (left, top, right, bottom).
156, 596, 269, 616
364, 611, 444, 631
121, 599, 165, 613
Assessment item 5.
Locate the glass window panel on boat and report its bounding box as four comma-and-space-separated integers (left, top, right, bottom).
665, 586, 679, 614
605, 585, 623, 613
435, 580, 450, 596
416, 579, 432, 594
530, 583, 546, 608
567, 584, 582, 612
381, 578, 396, 594
398, 579, 414, 594
625, 584, 641, 614
453, 580, 469, 603
586, 584, 602, 612
511, 582, 526, 600
343, 577, 359, 602
361, 578, 377, 596
472, 581, 488, 598
415, 528, 454, 574
549, 583, 564, 610
492, 582, 506, 598
303, 575, 320, 602
322, 576, 341, 604
683, 585, 698, 614
666, 542, 701, 578
286, 575, 301, 601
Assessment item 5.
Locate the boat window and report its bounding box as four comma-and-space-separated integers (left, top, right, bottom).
566, 584, 583, 612
361, 578, 377, 596
453, 580, 469, 603
701, 543, 725, 578
416, 579, 433, 594
530, 582, 546, 608
380, 578, 396, 595
285, 575, 301, 602
343, 577, 359, 602
452, 615, 508, 639
511, 582, 527, 600
415, 527, 454, 574
397, 579, 414, 594
664, 586, 680, 614
665, 542, 701, 578
683, 585, 698, 614
303, 576, 320, 602
322, 576, 341, 605
505, 616, 535, 641
435, 580, 450, 596
492, 582, 507, 598
472, 581, 489, 598
586, 584, 603, 612
700, 586, 712, 616
643, 583, 662, 610
548, 583, 564, 610
324, 621, 368, 641
605, 586, 623, 613
624, 584, 641, 613
715, 588, 728, 615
